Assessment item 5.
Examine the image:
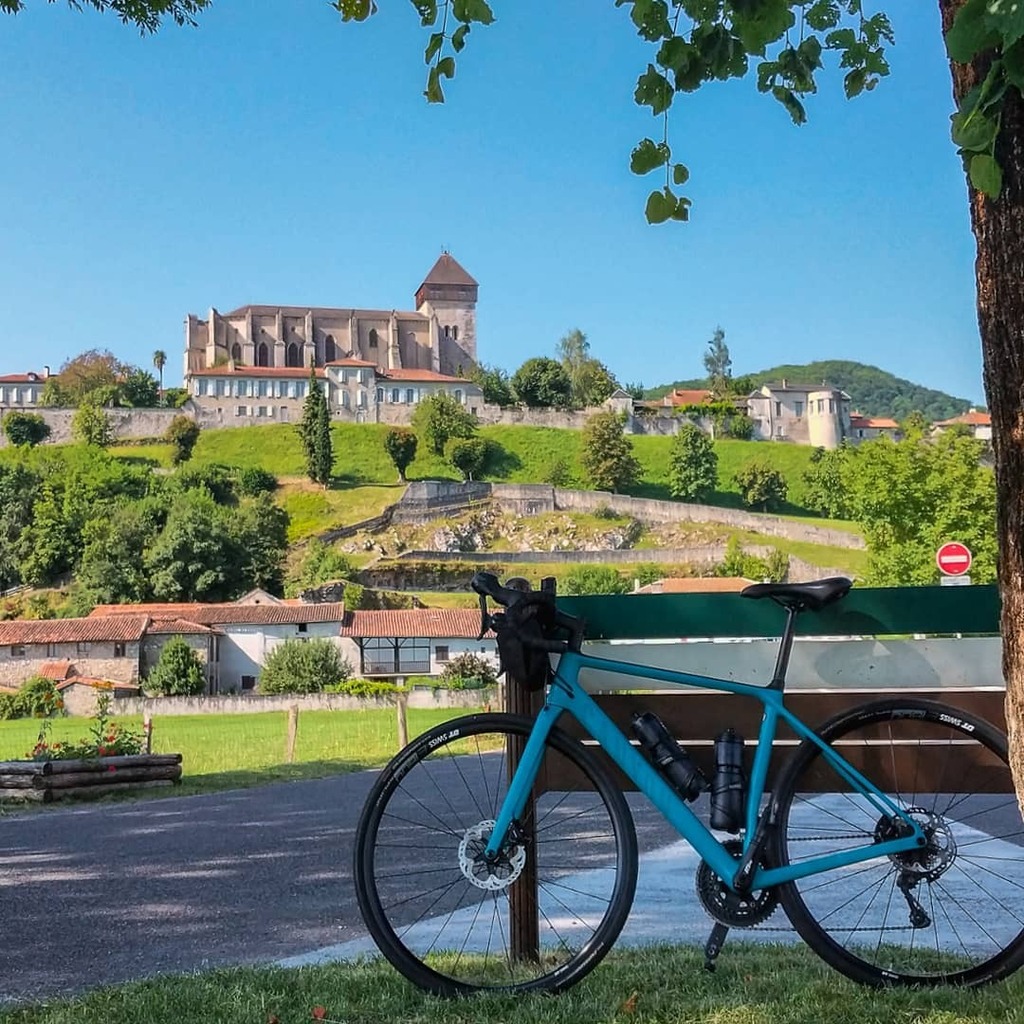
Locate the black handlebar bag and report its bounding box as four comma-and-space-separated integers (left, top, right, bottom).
493, 593, 557, 692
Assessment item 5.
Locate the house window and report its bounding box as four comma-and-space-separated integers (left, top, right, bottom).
256, 342, 269, 367
77, 642, 91, 656
361, 638, 431, 675
376, 387, 384, 403
46, 643, 57, 657
436, 645, 450, 663
341, 391, 351, 409
214, 380, 225, 398
197, 380, 208, 397
231, 342, 242, 362
286, 342, 301, 368
794, 401, 803, 417
258, 380, 269, 397
114, 642, 126, 658
369, 328, 379, 349
298, 623, 308, 633
25, 390, 35, 404
828, 398, 835, 413
236, 405, 247, 417
391, 388, 400, 404
358, 391, 367, 408
444, 325, 450, 339
452, 325, 459, 341
774, 401, 782, 417
241, 675, 256, 691
406, 388, 415, 404
454, 389, 463, 403
857, 429, 864, 438
9, 644, 25, 658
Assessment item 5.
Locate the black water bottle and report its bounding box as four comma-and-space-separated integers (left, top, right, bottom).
710, 728, 746, 833
631, 712, 709, 802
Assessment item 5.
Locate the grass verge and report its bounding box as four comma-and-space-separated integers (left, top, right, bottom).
2, 944, 1022, 1023
0, 708, 478, 797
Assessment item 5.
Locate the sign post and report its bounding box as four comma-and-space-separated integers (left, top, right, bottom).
937, 542, 972, 586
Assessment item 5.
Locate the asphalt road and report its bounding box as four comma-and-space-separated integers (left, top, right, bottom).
0, 770, 678, 1005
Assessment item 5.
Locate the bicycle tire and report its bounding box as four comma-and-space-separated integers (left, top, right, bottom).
771, 697, 1024, 987
353, 712, 638, 996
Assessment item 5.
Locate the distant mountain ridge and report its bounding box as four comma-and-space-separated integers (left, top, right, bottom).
645, 360, 976, 423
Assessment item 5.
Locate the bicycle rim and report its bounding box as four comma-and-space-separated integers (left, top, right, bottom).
353, 713, 638, 995
773, 698, 1024, 986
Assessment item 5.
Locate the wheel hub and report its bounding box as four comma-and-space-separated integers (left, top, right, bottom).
458, 820, 527, 891
876, 807, 957, 882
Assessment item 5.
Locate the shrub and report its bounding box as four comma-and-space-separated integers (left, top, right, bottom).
719, 537, 788, 583
12, 676, 64, 719
733, 459, 788, 512
146, 636, 207, 696
440, 653, 498, 688
27, 693, 144, 761
2, 412, 50, 447
563, 564, 630, 596
295, 540, 357, 592
165, 415, 202, 466
580, 411, 641, 493
324, 677, 406, 698
72, 404, 113, 448
447, 436, 490, 481
543, 456, 572, 487
237, 466, 278, 496
668, 423, 718, 502
383, 428, 418, 481
411, 393, 476, 456
259, 638, 352, 695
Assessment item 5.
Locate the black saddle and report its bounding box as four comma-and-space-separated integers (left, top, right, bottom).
741, 577, 852, 612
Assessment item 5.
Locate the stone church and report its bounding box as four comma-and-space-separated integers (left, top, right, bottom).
183, 253, 478, 379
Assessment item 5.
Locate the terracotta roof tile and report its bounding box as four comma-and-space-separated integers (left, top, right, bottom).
380, 369, 477, 384
0, 617, 149, 645
326, 358, 378, 368
341, 609, 492, 639
189, 366, 326, 379
147, 618, 218, 635
850, 416, 899, 429
90, 603, 346, 626
0, 372, 45, 384
936, 410, 991, 427
38, 660, 77, 681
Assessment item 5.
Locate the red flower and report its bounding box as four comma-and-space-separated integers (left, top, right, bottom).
311, 1008, 327, 1021
107, 766, 116, 773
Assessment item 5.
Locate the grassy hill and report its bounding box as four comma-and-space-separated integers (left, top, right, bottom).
647, 360, 975, 422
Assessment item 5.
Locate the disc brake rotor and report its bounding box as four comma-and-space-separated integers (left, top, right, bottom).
458, 819, 527, 891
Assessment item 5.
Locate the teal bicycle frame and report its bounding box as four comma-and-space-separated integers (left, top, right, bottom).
483, 648, 927, 892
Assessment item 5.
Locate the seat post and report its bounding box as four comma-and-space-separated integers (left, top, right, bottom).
769, 603, 802, 690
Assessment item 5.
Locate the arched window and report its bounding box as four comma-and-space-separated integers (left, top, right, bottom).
368, 328, 379, 349
324, 334, 337, 363
443, 325, 450, 339
286, 342, 300, 368
452, 325, 458, 342
231, 342, 242, 363
256, 342, 269, 367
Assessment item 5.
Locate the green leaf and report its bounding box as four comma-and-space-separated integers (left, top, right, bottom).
452, 0, 494, 25
645, 188, 673, 224
969, 153, 1003, 197
1005, 40, 1024, 89
635, 64, 674, 114
670, 195, 692, 221
804, 0, 840, 31
451, 23, 470, 51
424, 31, 444, 64
844, 67, 867, 98
335, 0, 377, 21
630, 137, 671, 175
951, 108, 999, 152
631, 0, 672, 40
673, 162, 690, 185
657, 36, 692, 72
424, 64, 444, 102
946, 0, 998, 63
408, 0, 438, 27
985, 0, 1024, 49
733, 0, 795, 54
771, 85, 806, 124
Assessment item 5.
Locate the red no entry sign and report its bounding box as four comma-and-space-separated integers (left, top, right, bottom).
936, 542, 972, 576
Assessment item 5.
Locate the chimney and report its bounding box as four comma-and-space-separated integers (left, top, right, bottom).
43, 366, 50, 378
781, 377, 788, 388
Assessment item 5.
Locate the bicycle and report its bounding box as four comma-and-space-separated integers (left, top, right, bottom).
353, 572, 1024, 995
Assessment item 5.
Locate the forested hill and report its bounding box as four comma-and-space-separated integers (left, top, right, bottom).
646, 360, 976, 422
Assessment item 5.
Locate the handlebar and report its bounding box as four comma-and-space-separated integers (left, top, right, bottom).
470, 571, 586, 654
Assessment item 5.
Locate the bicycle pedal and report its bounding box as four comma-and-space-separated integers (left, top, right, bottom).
703, 922, 730, 972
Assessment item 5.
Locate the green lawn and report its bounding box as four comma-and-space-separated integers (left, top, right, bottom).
0, 707, 476, 796
2, 944, 1021, 1024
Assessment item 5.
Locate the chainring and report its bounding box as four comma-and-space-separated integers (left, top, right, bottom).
695, 839, 778, 928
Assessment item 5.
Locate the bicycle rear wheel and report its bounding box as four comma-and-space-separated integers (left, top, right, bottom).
772, 697, 1024, 986
353, 712, 638, 996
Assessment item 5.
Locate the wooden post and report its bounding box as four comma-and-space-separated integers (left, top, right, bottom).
396, 690, 409, 750
506, 668, 542, 963
285, 704, 299, 764
142, 712, 152, 755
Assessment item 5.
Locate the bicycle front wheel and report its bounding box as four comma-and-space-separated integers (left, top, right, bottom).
772, 697, 1024, 987
353, 712, 638, 996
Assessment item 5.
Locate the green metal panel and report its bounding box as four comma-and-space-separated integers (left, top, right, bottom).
557, 585, 1001, 640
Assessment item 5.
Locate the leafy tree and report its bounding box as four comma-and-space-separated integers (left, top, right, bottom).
2, 412, 50, 447
78, 496, 167, 604
719, 537, 788, 583
119, 368, 159, 408
803, 445, 853, 520
703, 327, 732, 398
580, 411, 641, 493
0, 463, 38, 592
668, 423, 718, 502
161, 387, 189, 408
900, 410, 930, 441
383, 427, 418, 481
623, 382, 645, 402
145, 636, 207, 697
297, 365, 333, 486
0, 0, 212, 30
563, 564, 630, 596
172, 462, 235, 505
229, 495, 289, 596
165, 415, 201, 465
447, 436, 489, 481
152, 349, 167, 394
469, 363, 515, 407
511, 357, 572, 409
47, 349, 124, 408
294, 539, 357, 593
259, 637, 352, 695
557, 329, 617, 409
11, 676, 64, 719
411, 391, 476, 456
733, 459, 788, 513
236, 466, 278, 496
71, 403, 113, 447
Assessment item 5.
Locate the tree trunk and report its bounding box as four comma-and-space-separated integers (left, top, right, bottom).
939, 0, 1024, 804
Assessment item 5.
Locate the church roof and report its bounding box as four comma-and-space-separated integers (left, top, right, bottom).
217, 305, 425, 321
418, 253, 478, 289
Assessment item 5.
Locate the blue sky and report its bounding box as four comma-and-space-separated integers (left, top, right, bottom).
0, 1, 983, 402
